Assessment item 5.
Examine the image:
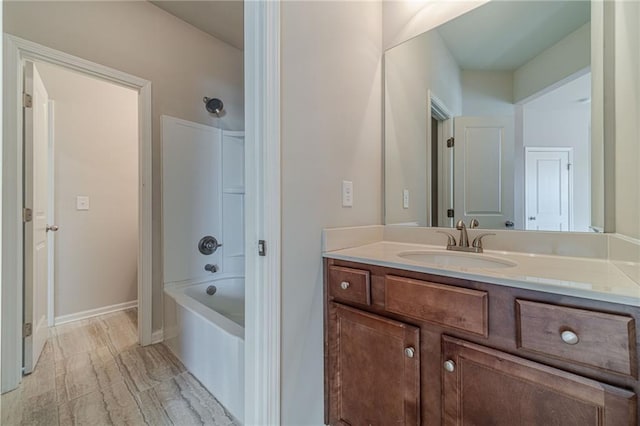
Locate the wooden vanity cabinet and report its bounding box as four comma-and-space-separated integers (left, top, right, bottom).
327, 304, 420, 425
324, 259, 640, 426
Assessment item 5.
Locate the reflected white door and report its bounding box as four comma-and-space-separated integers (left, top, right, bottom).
525, 149, 571, 231
453, 116, 514, 229
23, 61, 50, 374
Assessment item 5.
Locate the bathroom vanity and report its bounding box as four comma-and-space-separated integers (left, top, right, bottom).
323, 241, 640, 425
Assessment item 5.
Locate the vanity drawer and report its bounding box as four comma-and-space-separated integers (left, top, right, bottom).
516, 300, 637, 377
328, 266, 371, 306
385, 275, 488, 336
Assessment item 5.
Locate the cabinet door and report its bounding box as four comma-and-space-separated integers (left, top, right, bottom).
328, 303, 420, 425
442, 336, 637, 426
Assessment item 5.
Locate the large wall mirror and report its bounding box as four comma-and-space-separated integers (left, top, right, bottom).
384, 0, 612, 232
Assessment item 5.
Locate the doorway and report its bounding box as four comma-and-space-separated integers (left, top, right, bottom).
427, 91, 454, 228
33, 60, 139, 360
2, 35, 152, 392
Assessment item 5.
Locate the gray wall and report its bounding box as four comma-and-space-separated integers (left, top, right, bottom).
4, 1, 244, 331
280, 2, 382, 423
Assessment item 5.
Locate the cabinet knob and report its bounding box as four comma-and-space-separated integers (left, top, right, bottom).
404, 347, 415, 358
340, 281, 350, 290
444, 360, 456, 372
561, 330, 579, 345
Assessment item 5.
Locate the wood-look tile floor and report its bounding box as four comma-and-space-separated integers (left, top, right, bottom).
1, 309, 237, 426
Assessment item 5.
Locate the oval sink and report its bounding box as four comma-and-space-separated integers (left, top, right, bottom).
398, 250, 517, 269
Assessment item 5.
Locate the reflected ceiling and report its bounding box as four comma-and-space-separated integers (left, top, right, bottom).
437, 1, 590, 70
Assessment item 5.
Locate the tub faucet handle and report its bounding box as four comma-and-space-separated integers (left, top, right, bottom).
204, 264, 218, 273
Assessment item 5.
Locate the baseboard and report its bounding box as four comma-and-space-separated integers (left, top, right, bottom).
54, 300, 138, 326
151, 329, 164, 344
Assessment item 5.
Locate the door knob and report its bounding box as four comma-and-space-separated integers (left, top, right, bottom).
46, 225, 59, 232
505, 221, 514, 228
528, 216, 536, 221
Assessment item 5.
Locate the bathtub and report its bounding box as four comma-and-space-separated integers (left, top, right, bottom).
163, 276, 244, 423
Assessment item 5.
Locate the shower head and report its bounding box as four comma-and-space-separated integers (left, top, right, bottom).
203, 97, 224, 116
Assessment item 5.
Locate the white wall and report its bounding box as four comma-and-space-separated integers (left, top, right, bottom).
522, 104, 591, 232
514, 23, 590, 103
385, 29, 461, 225
614, 0, 640, 239
161, 118, 222, 286
280, 2, 382, 424
461, 70, 514, 116
4, 1, 244, 331
36, 62, 138, 318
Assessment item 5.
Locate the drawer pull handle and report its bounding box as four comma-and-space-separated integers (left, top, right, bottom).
404, 347, 415, 358
444, 360, 456, 373
561, 330, 579, 345
340, 281, 350, 290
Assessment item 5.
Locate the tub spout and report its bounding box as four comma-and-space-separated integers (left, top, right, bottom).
204, 264, 219, 273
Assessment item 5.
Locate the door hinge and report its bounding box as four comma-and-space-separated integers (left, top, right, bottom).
258, 240, 266, 257
23, 93, 33, 108
447, 209, 454, 218
23, 208, 33, 223
567, 163, 572, 171
23, 323, 32, 338
446, 137, 455, 148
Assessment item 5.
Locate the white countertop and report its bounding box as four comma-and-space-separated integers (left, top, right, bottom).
323, 241, 640, 307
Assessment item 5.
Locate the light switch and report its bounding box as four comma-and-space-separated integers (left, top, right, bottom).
76, 196, 90, 211
403, 189, 410, 209
342, 181, 353, 207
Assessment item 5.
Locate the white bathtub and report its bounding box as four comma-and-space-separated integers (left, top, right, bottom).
164, 276, 244, 423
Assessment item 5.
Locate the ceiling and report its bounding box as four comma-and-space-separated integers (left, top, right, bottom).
437, 1, 590, 71
150, 1, 243, 50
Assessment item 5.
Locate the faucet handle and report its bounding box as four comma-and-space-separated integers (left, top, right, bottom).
472, 233, 495, 249
469, 219, 479, 229
437, 231, 457, 247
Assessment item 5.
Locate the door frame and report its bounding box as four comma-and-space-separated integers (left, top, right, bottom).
524, 147, 574, 231
244, 1, 282, 424
427, 91, 453, 228
2, 34, 153, 392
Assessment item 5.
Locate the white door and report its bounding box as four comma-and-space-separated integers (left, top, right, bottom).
23, 61, 51, 374
453, 116, 515, 229
525, 149, 571, 231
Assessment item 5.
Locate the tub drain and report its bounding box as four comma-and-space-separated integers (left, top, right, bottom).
206, 285, 217, 295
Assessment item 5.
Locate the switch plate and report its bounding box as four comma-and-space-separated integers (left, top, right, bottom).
342, 181, 353, 207
403, 189, 409, 209
76, 196, 90, 211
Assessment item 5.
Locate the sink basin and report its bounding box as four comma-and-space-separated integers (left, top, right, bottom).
398, 250, 517, 269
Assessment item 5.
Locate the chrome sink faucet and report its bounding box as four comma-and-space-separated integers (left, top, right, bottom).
438, 219, 493, 253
